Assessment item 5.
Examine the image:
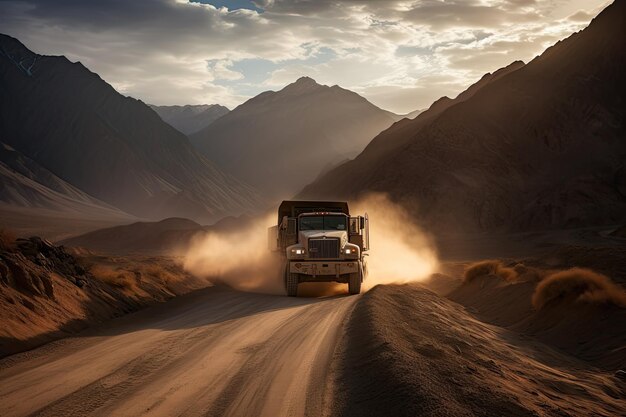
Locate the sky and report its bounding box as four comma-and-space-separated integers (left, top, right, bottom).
0, 0, 611, 114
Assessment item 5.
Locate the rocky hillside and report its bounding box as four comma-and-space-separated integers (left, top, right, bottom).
0, 34, 263, 223
191, 77, 399, 199
300, 0, 626, 233
0, 233, 207, 357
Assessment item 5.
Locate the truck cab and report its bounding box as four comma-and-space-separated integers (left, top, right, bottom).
268, 201, 369, 296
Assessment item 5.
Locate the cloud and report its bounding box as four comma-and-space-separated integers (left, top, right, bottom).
0, 0, 609, 113
567, 10, 594, 22
399, 0, 542, 29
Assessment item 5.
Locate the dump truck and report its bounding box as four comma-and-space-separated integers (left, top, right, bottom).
268, 200, 369, 296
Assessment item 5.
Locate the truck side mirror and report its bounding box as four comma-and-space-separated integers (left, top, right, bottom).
359, 216, 365, 230
280, 216, 289, 230
349, 217, 359, 234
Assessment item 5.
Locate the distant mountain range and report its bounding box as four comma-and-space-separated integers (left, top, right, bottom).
401, 109, 423, 120
300, 0, 626, 233
191, 76, 400, 199
0, 34, 263, 224
150, 104, 230, 135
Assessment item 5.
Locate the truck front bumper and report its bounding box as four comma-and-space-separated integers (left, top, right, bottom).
289, 261, 359, 279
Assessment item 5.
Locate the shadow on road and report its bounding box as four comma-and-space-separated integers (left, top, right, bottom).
1, 283, 353, 360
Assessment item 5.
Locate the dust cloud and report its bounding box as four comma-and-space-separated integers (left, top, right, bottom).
183, 193, 438, 295
183, 213, 284, 294
351, 193, 439, 289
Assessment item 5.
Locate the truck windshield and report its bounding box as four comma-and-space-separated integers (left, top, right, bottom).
299, 215, 347, 231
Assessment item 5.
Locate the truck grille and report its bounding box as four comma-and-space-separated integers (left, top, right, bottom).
308, 238, 340, 259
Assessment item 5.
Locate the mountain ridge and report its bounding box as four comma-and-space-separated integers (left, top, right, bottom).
299, 0, 626, 233
190, 76, 400, 199
0, 33, 264, 223
150, 104, 230, 135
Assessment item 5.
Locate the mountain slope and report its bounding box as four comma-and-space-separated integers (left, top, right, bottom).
0, 142, 133, 222
300, 0, 626, 233
60, 214, 254, 255
61, 217, 204, 254
191, 77, 398, 199
0, 34, 263, 223
149, 104, 229, 135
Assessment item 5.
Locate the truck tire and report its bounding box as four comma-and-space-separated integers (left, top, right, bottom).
285, 267, 299, 297
348, 267, 362, 295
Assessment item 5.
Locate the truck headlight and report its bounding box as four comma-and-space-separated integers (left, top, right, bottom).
344, 248, 353, 255
291, 248, 305, 255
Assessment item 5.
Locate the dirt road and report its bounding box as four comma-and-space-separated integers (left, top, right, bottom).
0, 287, 355, 417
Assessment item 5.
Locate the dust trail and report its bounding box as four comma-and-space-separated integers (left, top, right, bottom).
183, 214, 284, 294
184, 194, 438, 294
351, 193, 439, 289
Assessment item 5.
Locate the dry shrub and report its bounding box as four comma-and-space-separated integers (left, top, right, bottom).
90, 265, 135, 290
532, 268, 626, 309
0, 229, 16, 251
464, 260, 517, 283
141, 264, 180, 285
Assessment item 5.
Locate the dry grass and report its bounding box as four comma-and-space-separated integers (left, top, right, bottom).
532, 268, 626, 309
90, 265, 136, 290
0, 229, 16, 251
139, 264, 180, 285
83, 256, 192, 294
463, 260, 517, 283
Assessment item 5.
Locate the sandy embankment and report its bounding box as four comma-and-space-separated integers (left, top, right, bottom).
0, 234, 208, 357
447, 252, 626, 370
333, 284, 625, 417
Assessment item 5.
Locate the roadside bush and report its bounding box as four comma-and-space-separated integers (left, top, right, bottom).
464, 260, 517, 283
532, 268, 626, 309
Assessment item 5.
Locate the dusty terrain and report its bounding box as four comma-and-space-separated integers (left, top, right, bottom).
0, 232, 208, 357
334, 284, 624, 417
0, 287, 355, 417
1, 268, 623, 417
1, 213, 625, 417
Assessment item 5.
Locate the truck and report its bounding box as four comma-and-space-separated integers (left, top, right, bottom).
268, 200, 369, 296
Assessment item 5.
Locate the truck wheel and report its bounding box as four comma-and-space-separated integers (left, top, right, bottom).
348, 271, 362, 295
285, 271, 299, 297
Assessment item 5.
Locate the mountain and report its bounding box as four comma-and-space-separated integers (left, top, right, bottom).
0, 143, 119, 212
0, 142, 134, 218
401, 109, 423, 119
61, 217, 204, 254
190, 77, 399, 199
299, 0, 626, 233
0, 142, 137, 240
149, 104, 230, 135
61, 214, 255, 255
0, 34, 263, 223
